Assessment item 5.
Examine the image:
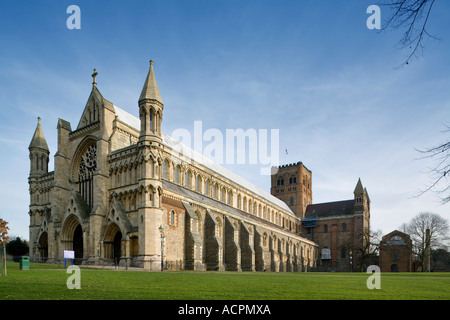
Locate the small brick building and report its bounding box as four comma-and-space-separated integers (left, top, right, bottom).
379, 230, 412, 272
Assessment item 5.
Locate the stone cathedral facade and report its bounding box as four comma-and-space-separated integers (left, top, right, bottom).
28, 61, 320, 271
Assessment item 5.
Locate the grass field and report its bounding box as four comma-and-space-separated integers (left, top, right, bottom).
0, 261, 449, 300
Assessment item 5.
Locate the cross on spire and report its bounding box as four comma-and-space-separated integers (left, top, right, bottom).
91, 68, 98, 86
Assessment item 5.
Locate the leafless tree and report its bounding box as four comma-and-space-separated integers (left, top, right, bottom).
416, 124, 450, 204
353, 228, 382, 271
403, 212, 449, 265
380, 0, 438, 65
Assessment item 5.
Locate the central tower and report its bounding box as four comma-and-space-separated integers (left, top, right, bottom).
270, 161, 312, 218
136, 60, 165, 270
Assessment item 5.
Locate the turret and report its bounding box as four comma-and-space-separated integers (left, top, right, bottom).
138, 59, 164, 144
136, 59, 165, 271
29, 117, 50, 177
354, 177, 370, 215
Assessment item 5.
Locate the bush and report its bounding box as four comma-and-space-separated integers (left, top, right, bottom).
6, 236, 29, 257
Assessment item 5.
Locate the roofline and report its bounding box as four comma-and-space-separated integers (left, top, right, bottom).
307, 199, 354, 207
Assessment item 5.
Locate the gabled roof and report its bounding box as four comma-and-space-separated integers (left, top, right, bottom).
76, 85, 115, 131
29, 117, 49, 151
304, 199, 355, 218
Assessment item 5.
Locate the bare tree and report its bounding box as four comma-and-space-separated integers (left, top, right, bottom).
354, 228, 382, 271
380, 0, 438, 65
403, 212, 449, 268
416, 124, 450, 204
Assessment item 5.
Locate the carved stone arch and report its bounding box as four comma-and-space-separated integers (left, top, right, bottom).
138, 152, 145, 164
146, 152, 156, 165
101, 198, 132, 242
37, 230, 49, 262
70, 136, 97, 181
118, 161, 124, 173
272, 234, 277, 249
71, 136, 97, 208
215, 215, 224, 240
86, 105, 92, 122
157, 186, 163, 196
263, 232, 268, 247
139, 104, 147, 118
149, 105, 156, 132
61, 213, 85, 263
38, 214, 48, 235
195, 209, 202, 234
155, 110, 162, 132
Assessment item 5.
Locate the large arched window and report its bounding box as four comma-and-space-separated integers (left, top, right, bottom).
77, 144, 96, 208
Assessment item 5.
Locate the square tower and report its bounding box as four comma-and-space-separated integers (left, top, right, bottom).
270, 161, 312, 218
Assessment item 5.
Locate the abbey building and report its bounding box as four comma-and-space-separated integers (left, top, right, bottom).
28, 61, 370, 271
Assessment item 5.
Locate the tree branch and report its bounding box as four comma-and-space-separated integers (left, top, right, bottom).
379, 0, 438, 65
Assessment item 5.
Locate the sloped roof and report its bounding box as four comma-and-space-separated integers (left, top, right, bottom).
112, 104, 293, 214
304, 199, 355, 218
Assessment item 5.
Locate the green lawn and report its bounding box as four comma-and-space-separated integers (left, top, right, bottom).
0, 261, 449, 300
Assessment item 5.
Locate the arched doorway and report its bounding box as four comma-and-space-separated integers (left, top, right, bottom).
73, 225, 84, 264
61, 214, 84, 265
104, 223, 122, 264
391, 263, 399, 272
38, 232, 48, 262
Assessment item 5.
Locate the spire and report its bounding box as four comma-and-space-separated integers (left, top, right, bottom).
353, 178, 364, 195
29, 117, 49, 151
139, 59, 163, 104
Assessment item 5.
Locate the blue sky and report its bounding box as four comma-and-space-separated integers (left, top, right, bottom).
1, 0, 450, 240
